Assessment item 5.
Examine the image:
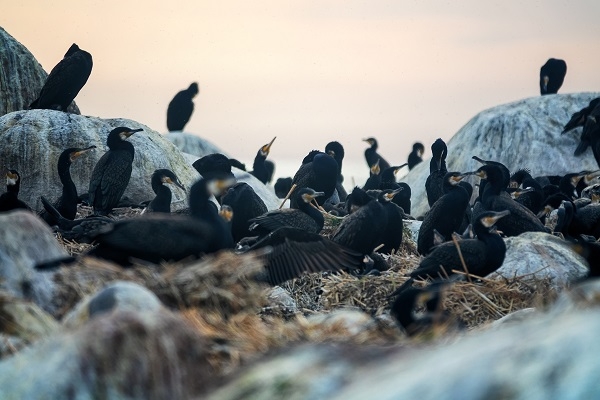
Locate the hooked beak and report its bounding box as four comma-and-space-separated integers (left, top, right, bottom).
123, 128, 143, 138
384, 187, 403, 201
260, 136, 277, 156
70, 145, 96, 162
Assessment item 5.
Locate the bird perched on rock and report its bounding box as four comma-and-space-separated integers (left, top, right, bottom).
40, 146, 96, 225
325, 141, 347, 201
250, 137, 276, 184
142, 169, 186, 214
425, 138, 448, 207
29, 43, 93, 111
0, 169, 31, 212
363, 137, 391, 171
562, 97, 600, 135
408, 142, 425, 170
290, 151, 338, 208
167, 82, 199, 132
88, 127, 143, 216
539, 58, 567, 95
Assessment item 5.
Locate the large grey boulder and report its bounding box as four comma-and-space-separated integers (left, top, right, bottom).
208, 306, 600, 399
0, 310, 214, 399
165, 131, 225, 157
404, 93, 600, 217
493, 232, 589, 288
0, 110, 198, 211
0, 211, 64, 313
0, 27, 79, 115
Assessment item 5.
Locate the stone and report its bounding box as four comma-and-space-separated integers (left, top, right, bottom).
0, 27, 80, 115
0, 310, 214, 399
0, 211, 65, 312
403, 93, 600, 217
403, 219, 422, 243
62, 281, 164, 329
164, 131, 225, 157
0, 110, 198, 211
487, 307, 537, 330
492, 232, 589, 288
266, 287, 297, 314
549, 277, 600, 314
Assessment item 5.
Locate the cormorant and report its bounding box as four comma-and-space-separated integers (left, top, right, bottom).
248, 188, 324, 236
344, 186, 375, 215
87, 178, 235, 265
29, 43, 93, 111
249, 137, 276, 184
407, 142, 425, 170
331, 192, 386, 256
40, 146, 95, 225
362, 159, 382, 191
40, 196, 114, 243
418, 172, 471, 255
221, 182, 268, 242
229, 158, 247, 171
142, 169, 185, 214
363, 137, 391, 171
290, 152, 338, 208
166, 82, 199, 132
0, 169, 31, 212
562, 97, 600, 134
274, 177, 293, 199
192, 153, 236, 182
378, 188, 405, 254
470, 164, 548, 236
380, 165, 411, 214
389, 282, 449, 336
88, 127, 143, 216
539, 58, 567, 95
410, 210, 509, 280
325, 141, 347, 201
570, 237, 600, 278
425, 139, 448, 207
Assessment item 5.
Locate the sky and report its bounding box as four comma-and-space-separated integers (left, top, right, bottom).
3, 1, 600, 185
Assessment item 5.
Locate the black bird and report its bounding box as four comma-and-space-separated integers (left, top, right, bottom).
88, 127, 143, 216
221, 182, 268, 242
331, 192, 386, 256
562, 97, 600, 134
425, 138, 448, 208
407, 142, 425, 170
274, 177, 293, 199
343, 186, 375, 215
29, 43, 93, 111
0, 169, 31, 212
362, 159, 382, 191
87, 178, 235, 265
142, 169, 186, 214
250, 137, 276, 184
325, 141, 347, 201
248, 227, 363, 285
539, 58, 567, 95
418, 172, 471, 255
192, 153, 236, 182
166, 82, 199, 132
471, 165, 547, 236
291, 152, 338, 208
380, 164, 411, 214
228, 158, 247, 171
570, 237, 600, 278
363, 137, 391, 171
378, 188, 405, 254
40, 196, 113, 243
410, 210, 509, 280
248, 188, 324, 237
40, 146, 95, 225
389, 282, 449, 336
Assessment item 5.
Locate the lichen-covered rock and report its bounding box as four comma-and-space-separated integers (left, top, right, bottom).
404, 93, 600, 217
62, 281, 164, 329
0, 110, 198, 211
0, 211, 64, 312
0, 28, 79, 115
0, 310, 215, 399
165, 131, 225, 157
493, 232, 589, 288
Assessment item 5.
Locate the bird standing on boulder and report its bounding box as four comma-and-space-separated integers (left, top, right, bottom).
88, 127, 142, 216
167, 83, 199, 132
407, 142, 425, 170
539, 58, 567, 95
29, 43, 93, 111
0, 169, 31, 212
363, 137, 391, 171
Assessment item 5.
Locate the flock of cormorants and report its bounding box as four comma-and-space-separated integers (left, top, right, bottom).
2, 44, 597, 335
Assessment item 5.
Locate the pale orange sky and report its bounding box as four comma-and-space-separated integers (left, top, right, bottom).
3, 1, 600, 184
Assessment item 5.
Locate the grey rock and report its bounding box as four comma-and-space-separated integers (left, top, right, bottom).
266, 287, 297, 313
492, 232, 589, 288
0, 110, 198, 211
0, 310, 214, 399
403, 219, 422, 243
164, 131, 225, 157
0, 211, 64, 312
62, 281, 164, 329
403, 93, 600, 218
550, 278, 600, 315
0, 27, 79, 115
208, 307, 600, 399
487, 307, 537, 330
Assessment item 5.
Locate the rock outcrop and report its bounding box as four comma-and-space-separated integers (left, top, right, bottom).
0, 110, 198, 211
165, 131, 225, 157
404, 93, 600, 217
0, 27, 79, 115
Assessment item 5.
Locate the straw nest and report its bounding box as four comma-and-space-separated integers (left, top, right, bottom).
48, 209, 559, 376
